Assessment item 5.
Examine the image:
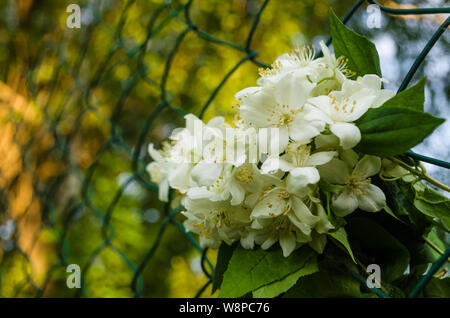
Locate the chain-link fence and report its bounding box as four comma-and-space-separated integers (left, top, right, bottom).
0, 0, 448, 298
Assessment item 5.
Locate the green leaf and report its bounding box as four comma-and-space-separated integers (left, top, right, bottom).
283, 261, 375, 298
380, 179, 432, 234
381, 77, 426, 112
329, 9, 381, 77
395, 275, 450, 298
219, 246, 315, 298
435, 225, 450, 247
425, 229, 449, 273
329, 227, 357, 264
422, 278, 450, 298
413, 185, 450, 231
212, 243, 236, 294
346, 217, 410, 282
383, 205, 406, 223
355, 107, 445, 157
252, 256, 318, 298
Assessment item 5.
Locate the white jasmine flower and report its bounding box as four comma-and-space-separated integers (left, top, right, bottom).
229, 163, 282, 205
202, 125, 247, 166
236, 72, 327, 149
257, 45, 332, 87
182, 199, 251, 248
261, 141, 336, 181
188, 162, 232, 202
188, 163, 281, 206
249, 184, 333, 257
252, 214, 312, 257
149, 37, 397, 258
147, 143, 171, 202
318, 155, 386, 216
251, 187, 320, 231
147, 120, 199, 196
352, 75, 395, 108
307, 75, 391, 149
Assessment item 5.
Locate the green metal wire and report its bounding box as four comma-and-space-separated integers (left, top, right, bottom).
408, 247, 450, 298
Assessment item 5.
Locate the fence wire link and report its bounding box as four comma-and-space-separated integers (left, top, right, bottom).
0, 0, 448, 298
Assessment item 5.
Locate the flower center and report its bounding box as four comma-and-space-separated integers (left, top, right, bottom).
335, 56, 356, 78
273, 215, 292, 232
267, 103, 296, 127
286, 144, 311, 166
194, 221, 211, 238
330, 94, 357, 116
258, 60, 281, 78
277, 189, 291, 200
235, 165, 253, 184
345, 171, 371, 195
209, 175, 225, 192
293, 45, 316, 66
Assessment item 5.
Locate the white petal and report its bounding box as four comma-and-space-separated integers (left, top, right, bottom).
280, 231, 297, 257
187, 186, 212, 199
274, 73, 315, 108
319, 40, 335, 67
357, 184, 386, 212
168, 162, 192, 193
252, 218, 273, 231
289, 113, 326, 143
317, 158, 350, 184
158, 178, 169, 202
291, 196, 320, 228
234, 86, 261, 102
148, 144, 163, 162
373, 89, 395, 108
306, 151, 337, 166
240, 232, 255, 250
240, 104, 272, 128
340, 90, 373, 121
190, 161, 222, 186
229, 181, 246, 205
359, 74, 382, 91
330, 122, 361, 150
245, 192, 261, 208
207, 116, 225, 128
314, 203, 334, 234
303, 104, 332, 123
261, 157, 294, 174
261, 236, 278, 250
236, 86, 276, 127
306, 95, 332, 116
287, 213, 311, 236
286, 167, 320, 192
331, 188, 359, 217
184, 114, 203, 134
251, 191, 287, 219
354, 155, 381, 177
275, 127, 290, 154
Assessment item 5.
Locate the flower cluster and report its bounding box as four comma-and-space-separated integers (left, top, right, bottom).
147, 41, 397, 257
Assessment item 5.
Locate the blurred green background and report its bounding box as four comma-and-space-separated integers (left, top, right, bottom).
0, 0, 448, 297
